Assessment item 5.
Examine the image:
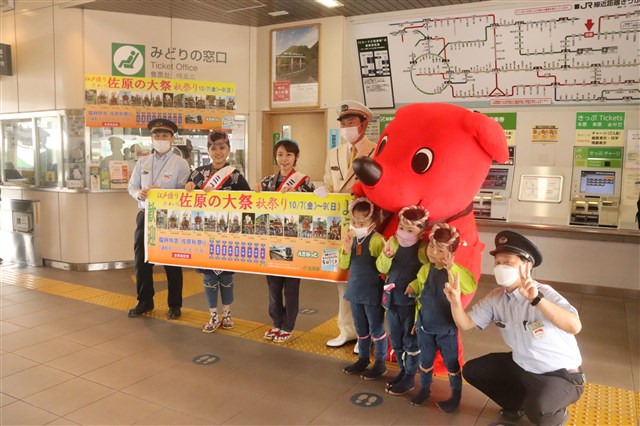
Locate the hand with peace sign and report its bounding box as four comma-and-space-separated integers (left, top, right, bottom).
442, 250, 455, 271
518, 263, 538, 302
443, 268, 462, 307
383, 237, 395, 258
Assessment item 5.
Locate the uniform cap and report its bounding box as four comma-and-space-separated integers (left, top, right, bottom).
108, 136, 125, 145
489, 230, 543, 267
147, 118, 178, 134
336, 100, 373, 121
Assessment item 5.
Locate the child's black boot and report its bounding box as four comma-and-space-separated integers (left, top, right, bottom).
386, 369, 405, 390
361, 360, 387, 380
436, 371, 462, 413
410, 365, 433, 406
343, 358, 369, 375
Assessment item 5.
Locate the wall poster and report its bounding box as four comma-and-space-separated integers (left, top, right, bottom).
357, 37, 395, 108
84, 74, 236, 130
145, 189, 352, 282
271, 24, 320, 109
350, 1, 639, 107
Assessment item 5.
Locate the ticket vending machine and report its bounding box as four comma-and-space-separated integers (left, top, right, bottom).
569, 147, 623, 228
474, 146, 516, 220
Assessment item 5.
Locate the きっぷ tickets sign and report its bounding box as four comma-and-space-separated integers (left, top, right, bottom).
145, 189, 353, 282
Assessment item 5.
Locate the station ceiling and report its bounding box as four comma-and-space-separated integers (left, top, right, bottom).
66, 0, 487, 27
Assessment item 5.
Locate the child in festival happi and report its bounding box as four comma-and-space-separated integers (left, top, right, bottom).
185, 131, 251, 333
376, 206, 429, 396
405, 223, 476, 411
339, 198, 387, 380
255, 139, 315, 343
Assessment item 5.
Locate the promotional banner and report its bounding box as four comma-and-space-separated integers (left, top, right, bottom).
84, 74, 236, 130
146, 190, 353, 282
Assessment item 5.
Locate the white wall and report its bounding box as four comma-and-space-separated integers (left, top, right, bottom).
1, 3, 256, 265
2, 4, 254, 114
0, 11, 19, 113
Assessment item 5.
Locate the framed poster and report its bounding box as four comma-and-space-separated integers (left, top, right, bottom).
518, 175, 564, 203
271, 24, 320, 109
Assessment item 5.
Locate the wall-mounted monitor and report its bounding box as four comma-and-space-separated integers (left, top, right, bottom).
482, 168, 509, 190
579, 171, 615, 196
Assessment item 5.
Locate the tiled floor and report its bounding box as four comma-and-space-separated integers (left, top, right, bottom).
1, 264, 638, 425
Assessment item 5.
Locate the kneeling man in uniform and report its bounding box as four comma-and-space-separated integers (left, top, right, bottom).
444, 230, 584, 426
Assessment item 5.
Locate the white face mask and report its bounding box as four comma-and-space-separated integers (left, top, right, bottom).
396, 229, 419, 247
350, 224, 372, 240
340, 126, 361, 144
493, 265, 520, 287
153, 140, 171, 154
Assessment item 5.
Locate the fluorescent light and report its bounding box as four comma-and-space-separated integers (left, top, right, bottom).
268, 10, 289, 16
316, 0, 343, 8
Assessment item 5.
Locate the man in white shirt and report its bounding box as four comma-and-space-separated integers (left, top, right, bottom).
317, 100, 377, 348
127, 118, 190, 320
444, 230, 584, 426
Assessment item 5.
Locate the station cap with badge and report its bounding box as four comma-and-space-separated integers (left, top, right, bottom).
489, 230, 543, 267
147, 118, 178, 135
336, 100, 373, 122
108, 136, 125, 145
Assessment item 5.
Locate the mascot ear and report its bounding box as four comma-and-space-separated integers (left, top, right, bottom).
464, 112, 509, 164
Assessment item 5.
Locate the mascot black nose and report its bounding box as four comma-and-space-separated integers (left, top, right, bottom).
353, 156, 382, 186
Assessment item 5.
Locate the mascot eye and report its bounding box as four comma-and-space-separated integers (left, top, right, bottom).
411, 148, 434, 174
376, 135, 388, 155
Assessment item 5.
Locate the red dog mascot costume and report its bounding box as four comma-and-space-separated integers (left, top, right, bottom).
352, 103, 508, 373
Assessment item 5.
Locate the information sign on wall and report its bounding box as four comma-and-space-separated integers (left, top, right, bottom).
575, 112, 625, 146
84, 74, 235, 130
351, 1, 639, 106
0, 43, 12, 76
357, 37, 394, 108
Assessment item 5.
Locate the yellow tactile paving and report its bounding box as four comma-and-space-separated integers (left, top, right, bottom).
1, 267, 638, 426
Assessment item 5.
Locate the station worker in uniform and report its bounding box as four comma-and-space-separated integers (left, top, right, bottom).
127, 118, 191, 320
316, 100, 378, 349
444, 230, 584, 426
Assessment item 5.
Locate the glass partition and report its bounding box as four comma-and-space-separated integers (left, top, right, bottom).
1, 111, 249, 191
2, 119, 35, 186
36, 116, 62, 188
88, 127, 151, 190
63, 110, 87, 189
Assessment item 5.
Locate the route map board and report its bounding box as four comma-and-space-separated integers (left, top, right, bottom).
351, 1, 639, 107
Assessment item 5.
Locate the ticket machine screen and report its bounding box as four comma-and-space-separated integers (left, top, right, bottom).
482, 168, 509, 190
579, 171, 615, 196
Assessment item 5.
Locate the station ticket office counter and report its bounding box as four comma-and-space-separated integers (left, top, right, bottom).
0, 109, 248, 270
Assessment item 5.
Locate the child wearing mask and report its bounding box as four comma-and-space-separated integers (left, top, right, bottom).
405, 223, 476, 411
185, 130, 251, 333
376, 206, 429, 396
254, 138, 315, 343
339, 198, 387, 380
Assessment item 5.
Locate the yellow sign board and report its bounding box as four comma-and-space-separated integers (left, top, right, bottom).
146, 190, 353, 282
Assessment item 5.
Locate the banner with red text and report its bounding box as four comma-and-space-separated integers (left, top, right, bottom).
84, 74, 235, 130
145, 190, 353, 282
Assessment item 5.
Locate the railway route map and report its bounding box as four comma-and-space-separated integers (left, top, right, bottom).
351, 1, 640, 107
